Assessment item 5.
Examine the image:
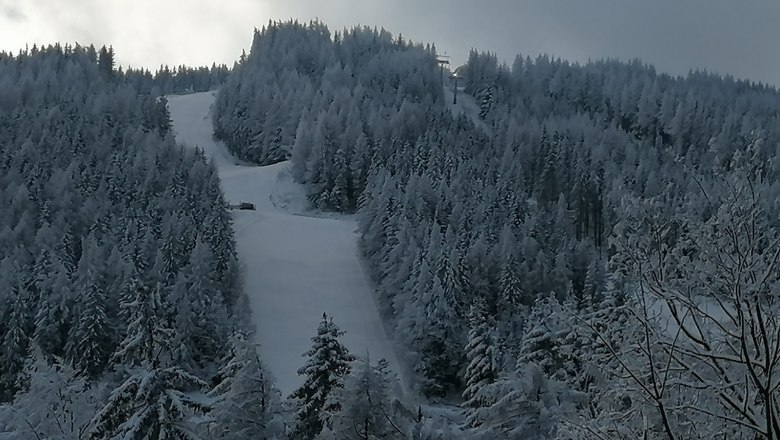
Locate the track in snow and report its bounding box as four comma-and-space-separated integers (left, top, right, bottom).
168, 91, 405, 396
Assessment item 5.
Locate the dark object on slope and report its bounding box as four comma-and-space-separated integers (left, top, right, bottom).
238, 202, 255, 210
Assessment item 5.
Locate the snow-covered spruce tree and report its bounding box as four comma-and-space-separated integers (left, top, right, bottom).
462, 302, 499, 411
168, 237, 228, 371
515, 293, 581, 385
208, 331, 285, 439
323, 356, 408, 440
33, 259, 74, 358
8, 344, 105, 439
112, 282, 172, 368
89, 282, 209, 439
416, 244, 464, 398
289, 313, 356, 440
66, 235, 115, 378
0, 283, 32, 402
558, 275, 637, 437
459, 293, 591, 436
465, 364, 580, 439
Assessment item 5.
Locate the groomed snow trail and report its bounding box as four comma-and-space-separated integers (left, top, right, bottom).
168, 91, 404, 396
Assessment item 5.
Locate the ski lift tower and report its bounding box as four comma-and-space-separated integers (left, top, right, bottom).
450, 71, 459, 105
436, 54, 450, 86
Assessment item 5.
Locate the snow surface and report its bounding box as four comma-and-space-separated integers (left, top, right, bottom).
443, 81, 489, 134
167, 91, 405, 396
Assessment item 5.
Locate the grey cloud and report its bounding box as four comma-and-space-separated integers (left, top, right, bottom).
1, 1, 27, 21
277, 0, 780, 86
257, 0, 778, 85
3, 0, 779, 86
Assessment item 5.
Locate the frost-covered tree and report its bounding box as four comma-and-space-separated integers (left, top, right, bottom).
208, 331, 286, 439
90, 281, 209, 439
462, 303, 499, 409
33, 260, 73, 358
587, 175, 780, 439
324, 356, 408, 440
290, 313, 356, 440
113, 282, 172, 368
516, 294, 578, 383
168, 238, 228, 370
0, 285, 31, 402
66, 235, 115, 378
8, 344, 105, 439
466, 364, 581, 439
88, 366, 209, 440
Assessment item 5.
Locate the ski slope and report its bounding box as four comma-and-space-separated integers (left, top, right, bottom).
167, 92, 404, 396
443, 82, 491, 134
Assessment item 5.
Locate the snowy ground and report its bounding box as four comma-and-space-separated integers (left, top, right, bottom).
443, 81, 490, 134
167, 91, 405, 396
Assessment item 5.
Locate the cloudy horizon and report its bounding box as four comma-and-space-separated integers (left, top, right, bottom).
2, 0, 778, 86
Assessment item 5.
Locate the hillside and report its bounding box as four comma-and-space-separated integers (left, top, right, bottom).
2, 19, 780, 440
168, 91, 406, 396
214, 20, 780, 439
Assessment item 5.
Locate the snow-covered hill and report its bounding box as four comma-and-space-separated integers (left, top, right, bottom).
167, 91, 405, 396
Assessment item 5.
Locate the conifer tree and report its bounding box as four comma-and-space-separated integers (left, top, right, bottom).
33, 260, 72, 357
326, 356, 407, 440
113, 282, 171, 367
209, 331, 285, 439
290, 313, 356, 440
10, 344, 103, 439
417, 276, 461, 397
462, 303, 499, 409
0, 289, 31, 402
516, 294, 579, 384
90, 282, 208, 439
68, 237, 114, 378
168, 238, 227, 369
88, 366, 209, 440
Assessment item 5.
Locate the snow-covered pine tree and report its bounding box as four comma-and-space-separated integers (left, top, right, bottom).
515, 293, 574, 382
494, 226, 527, 349
67, 235, 115, 378
88, 366, 209, 440
200, 205, 240, 307
89, 281, 209, 439
0, 285, 31, 402
168, 237, 228, 370
208, 331, 285, 439
33, 259, 72, 357
417, 275, 462, 398
113, 282, 172, 367
9, 344, 105, 439
462, 302, 499, 411
466, 364, 578, 439
159, 214, 187, 284
117, 262, 144, 334
325, 356, 408, 440
290, 313, 356, 440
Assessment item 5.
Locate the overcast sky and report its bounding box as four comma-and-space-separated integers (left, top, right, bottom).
2, 0, 778, 86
